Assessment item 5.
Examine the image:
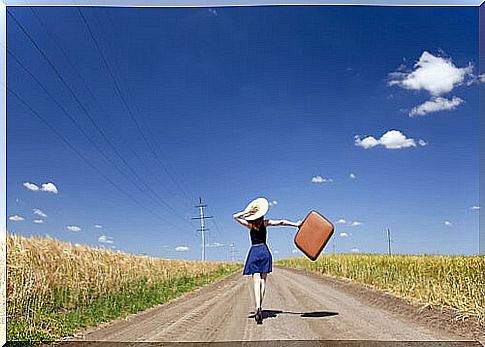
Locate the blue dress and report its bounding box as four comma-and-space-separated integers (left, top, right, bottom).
243, 222, 273, 275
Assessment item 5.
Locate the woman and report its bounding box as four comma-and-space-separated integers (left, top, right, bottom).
233, 197, 301, 324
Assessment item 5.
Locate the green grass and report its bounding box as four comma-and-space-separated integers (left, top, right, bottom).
8, 264, 241, 342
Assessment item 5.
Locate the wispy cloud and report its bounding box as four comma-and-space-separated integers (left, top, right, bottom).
175, 246, 189, 252
98, 235, 114, 244
349, 173, 356, 179
23, 182, 39, 191
94, 224, 103, 229
470, 205, 481, 210
33, 208, 47, 218
207, 242, 224, 248
339, 232, 349, 237
355, 130, 426, 150
67, 225, 81, 232
41, 182, 58, 194
444, 220, 453, 227
335, 219, 362, 227
291, 249, 299, 254
33, 219, 44, 224
269, 200, 278, 206
388, 51, 473, 96
409, 96, 463, 117
9, 215, 24, 222
311, 176, 333, 184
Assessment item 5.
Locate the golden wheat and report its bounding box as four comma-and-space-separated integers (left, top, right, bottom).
278, 254, 484, 322
7, 233, 239, 339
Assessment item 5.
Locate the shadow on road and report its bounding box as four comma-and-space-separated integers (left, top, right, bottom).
249, 310, 338, 320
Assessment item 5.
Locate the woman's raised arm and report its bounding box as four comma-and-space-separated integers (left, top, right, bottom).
266, 219, 302, 228
233, 211, 251, 228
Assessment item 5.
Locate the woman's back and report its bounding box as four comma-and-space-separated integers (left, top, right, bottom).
250, 222, 267, 245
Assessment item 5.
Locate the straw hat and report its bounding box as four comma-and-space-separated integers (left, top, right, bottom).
239, 198, 269, 221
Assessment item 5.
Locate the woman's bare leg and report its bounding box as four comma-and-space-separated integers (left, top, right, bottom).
260, 272, 267, 308
252, 273, 261, 310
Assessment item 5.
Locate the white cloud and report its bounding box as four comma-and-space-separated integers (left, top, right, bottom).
33, 219, 44, 224
94, 224, 103, 229
479, 74, 485, 83
291, 249, 299, 254
41, 182, 58, 194
9, 215, 24, 222
269, 200, 278, 206
351, 248, 361, 253
354, 135, 380, 149
207, 242, 224, 248
98, 235, 114, 244
33, 208, 47, 218
409, 96, 463, 117
355, 130, 426, 150
349, 173, 356, 179
273, 250, 279, 254
175, 246, 189, 252
23, 182, 39, 191
67, 225, 81, 232
418, 139, 428, 147
444, 220, 453, 227
388, 51, 473, 96
340, 232, 349, 237
335, 219, 362, 227
470, 205, 481, 210
311, 176, 333, 184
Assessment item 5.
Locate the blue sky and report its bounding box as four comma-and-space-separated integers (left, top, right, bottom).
6, 6, 481, 260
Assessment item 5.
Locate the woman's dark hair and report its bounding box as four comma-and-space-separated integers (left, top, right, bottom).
249, 216, 264, 230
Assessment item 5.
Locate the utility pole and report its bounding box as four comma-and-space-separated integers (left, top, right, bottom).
192, 197, 213, 261
229, 243, 235, 262
386, 228, 392, 255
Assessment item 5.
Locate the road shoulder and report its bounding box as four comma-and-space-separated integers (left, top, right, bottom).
276, 265, 484, 342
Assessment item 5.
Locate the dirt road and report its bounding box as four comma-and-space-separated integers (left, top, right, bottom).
70, 266, 482, 343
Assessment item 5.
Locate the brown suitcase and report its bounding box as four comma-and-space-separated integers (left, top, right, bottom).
294, 210, 334, 261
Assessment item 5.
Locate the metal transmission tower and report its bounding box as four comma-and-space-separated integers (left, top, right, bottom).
229, 243, 236, 262
192, 197, 213, 261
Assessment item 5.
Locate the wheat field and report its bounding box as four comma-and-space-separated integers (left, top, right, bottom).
7, 233, 240, 340
278, 254, 485, 323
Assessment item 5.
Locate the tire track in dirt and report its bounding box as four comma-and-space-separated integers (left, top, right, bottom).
66, 266, 481, 342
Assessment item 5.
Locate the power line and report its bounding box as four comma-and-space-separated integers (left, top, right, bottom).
206, 205, 223, 239
100, 10, 197, 206
8, 9, 193, 227
29, 6, 193, 211
92, 10, 197, 209
29, 7, 101, 107
7, 49, 185, 228
76, 8, 197, 207
7, 86, 172, 225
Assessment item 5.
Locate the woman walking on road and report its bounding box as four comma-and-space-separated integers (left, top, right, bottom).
233, 197, 301, 324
